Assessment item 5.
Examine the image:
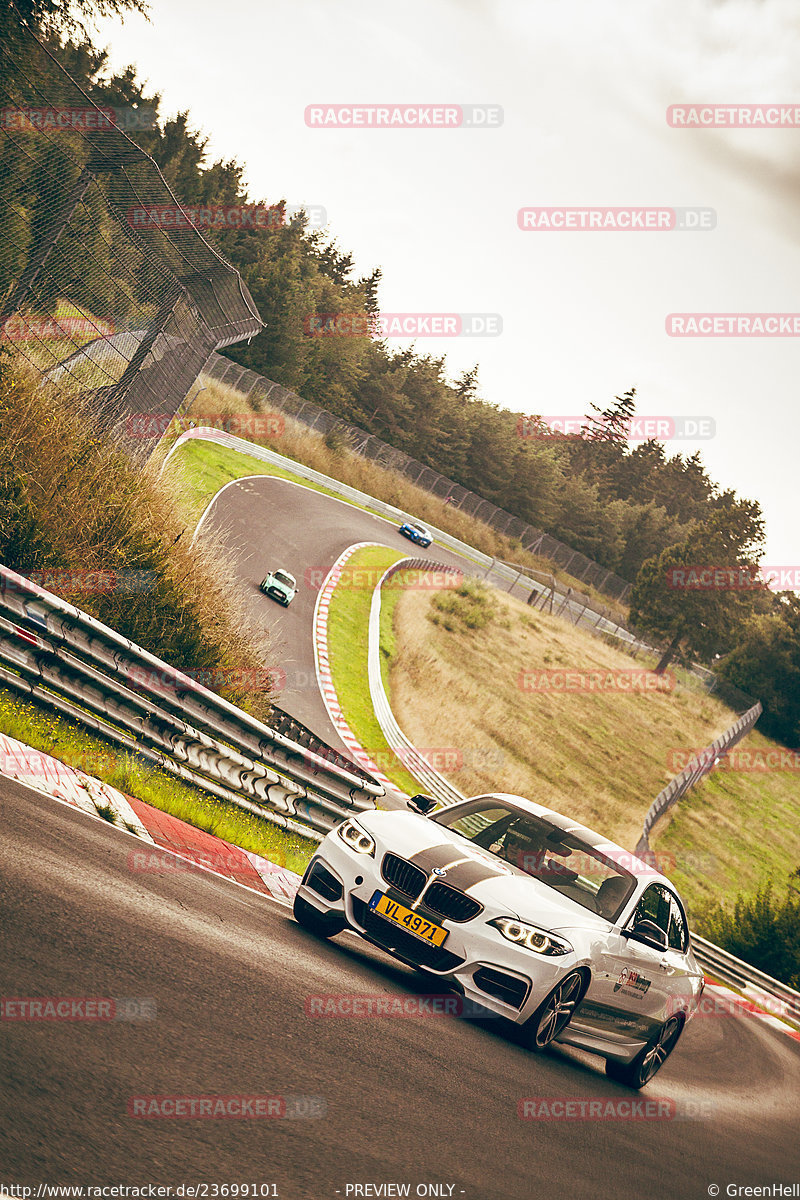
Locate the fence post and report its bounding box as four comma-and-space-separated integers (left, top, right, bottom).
103, 286, 185, 415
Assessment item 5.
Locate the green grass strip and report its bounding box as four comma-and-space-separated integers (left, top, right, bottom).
0, 685, 316, 873
161, 438, 385, 528
325, 546, 422, 797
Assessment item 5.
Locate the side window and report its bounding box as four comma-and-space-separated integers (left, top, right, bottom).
667, 892, 688, 952
633, 885, 671, 937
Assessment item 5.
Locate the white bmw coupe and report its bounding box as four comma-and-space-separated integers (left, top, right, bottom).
293, 792, 704, 1088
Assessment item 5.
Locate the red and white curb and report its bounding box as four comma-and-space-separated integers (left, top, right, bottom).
0, 731, 301, 905
0, 731, 155, 839
312, 542, 399, 791
700, 980, 800, 1040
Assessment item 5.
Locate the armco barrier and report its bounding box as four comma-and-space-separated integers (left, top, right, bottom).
0, 566, 382, 840
367, 557, 466, 808
691, 934, 800, 1023
635, 702, 762, 857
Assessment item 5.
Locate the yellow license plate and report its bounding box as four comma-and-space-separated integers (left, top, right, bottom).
371, 892, 448, 947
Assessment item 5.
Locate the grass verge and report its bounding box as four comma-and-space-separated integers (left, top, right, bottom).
325, 545, 421, 796
0, 685, 317, 874
158, 437, 368, 529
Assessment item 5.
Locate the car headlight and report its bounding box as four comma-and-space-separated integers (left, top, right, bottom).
490, 918, 573, 957
336, 820, 375, 856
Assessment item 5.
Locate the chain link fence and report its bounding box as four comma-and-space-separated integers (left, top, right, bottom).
0, 21, 263, 453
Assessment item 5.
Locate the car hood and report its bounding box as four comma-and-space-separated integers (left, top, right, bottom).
356, 809, 608, 933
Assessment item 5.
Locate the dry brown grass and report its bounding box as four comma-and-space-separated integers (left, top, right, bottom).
387, 582, 800, 910
392, 588, 742, 838
0, 356, 274, 718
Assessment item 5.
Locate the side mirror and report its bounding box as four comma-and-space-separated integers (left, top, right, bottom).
407, 793, 437, 815
623, 919, 669, 952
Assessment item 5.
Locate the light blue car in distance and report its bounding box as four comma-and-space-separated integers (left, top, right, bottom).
398, 520, 433, 548
260, 568, 297, 606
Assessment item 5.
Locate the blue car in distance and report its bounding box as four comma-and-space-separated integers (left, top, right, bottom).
398, 520, 433, 548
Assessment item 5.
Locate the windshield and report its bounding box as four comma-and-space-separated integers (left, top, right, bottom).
433, 799, 636, 921
273, 571, 295, 588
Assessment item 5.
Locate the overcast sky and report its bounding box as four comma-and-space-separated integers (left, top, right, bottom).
93, 0, 800, 571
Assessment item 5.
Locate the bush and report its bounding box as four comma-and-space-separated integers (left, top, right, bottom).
0, 354, 274, 718
428, 580, 497, 631
695, 880, 800, 989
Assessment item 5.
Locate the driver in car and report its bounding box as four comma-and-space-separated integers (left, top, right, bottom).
493, 825, 547, 874
495, 825, 578, 883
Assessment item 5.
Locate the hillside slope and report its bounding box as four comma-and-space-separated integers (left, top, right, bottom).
387, 583, 798, 913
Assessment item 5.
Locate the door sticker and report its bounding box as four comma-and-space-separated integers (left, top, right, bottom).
613, 967, 652, 998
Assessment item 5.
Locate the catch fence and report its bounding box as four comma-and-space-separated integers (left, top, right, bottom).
0, 18, 263, 453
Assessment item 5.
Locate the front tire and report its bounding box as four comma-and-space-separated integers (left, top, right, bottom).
293, 894, 346, 939
605, 1015, 684, 1089
522, 970, 587, 1052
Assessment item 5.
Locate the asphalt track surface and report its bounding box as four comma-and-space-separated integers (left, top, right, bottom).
3, 777, 800, 1199
195, 475, 499, 752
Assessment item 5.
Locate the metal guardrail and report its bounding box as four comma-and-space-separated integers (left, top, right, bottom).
0, 565, 383, 841
367, 557, 466, 808
691, 934, 800, 1023
635, 702, 763, 856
